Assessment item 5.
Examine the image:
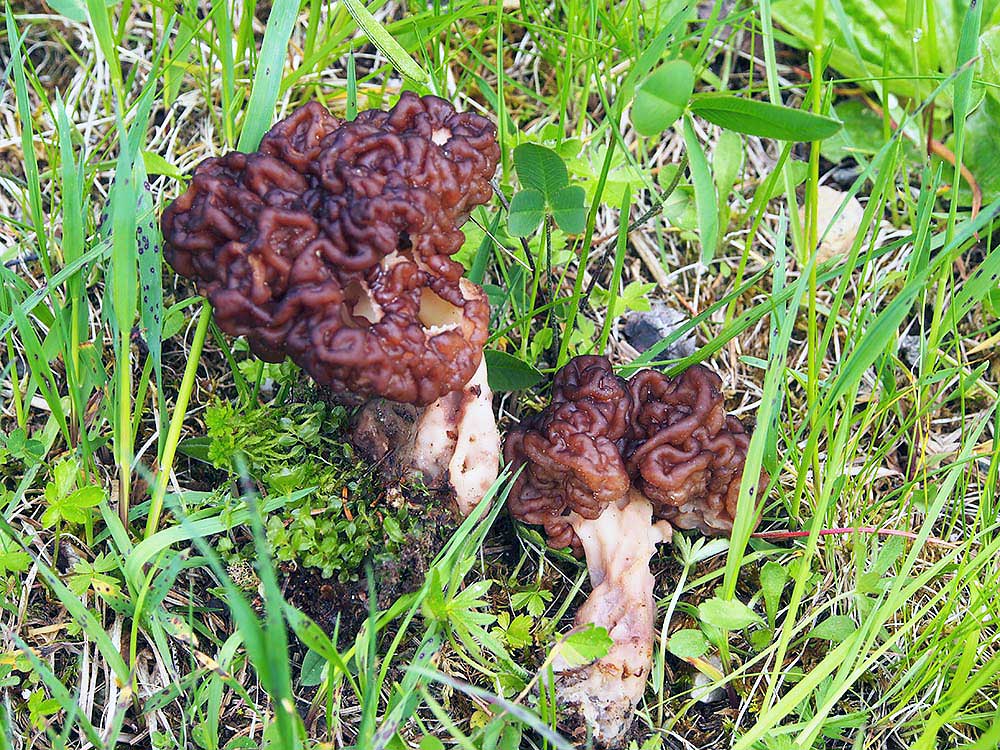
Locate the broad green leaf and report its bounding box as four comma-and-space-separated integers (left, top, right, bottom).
758, 159, 809, 203
808, 615, 857, 642
556, 624, 612, 668
53, 459, 77, 499
632, 59, 694, 136
690, 95, 842, 141
46, 0, 87, 21
698, 596, 762, 630
484, 349, 543, 391
984, 26, 1000, 103
299, 649, 326, 687
713, 129, 743, 195
507, 189, 546, 237
962, 95, 1000, 203
549, 185, 587, 234
873, 536, 905, 577
66, 486, 106, 508
513, 144, 568, 198
141, 150, 184, 179
419, 737, 445, 750
682, 115, 718, 262
0, 539, 30, 576
772, 0, 999, 106
759, 561, 788, 627
668, 629, 711, 659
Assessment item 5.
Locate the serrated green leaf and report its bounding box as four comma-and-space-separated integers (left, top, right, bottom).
513, 144, 568, 198
668, 628, 711, 659
698, 596, 762, 630
690, 95, 842, 141
507, 189, 545, 237
632, 59, 694, 136
484, 349, 543, 391
503, 615, 534, 649
556, 624, 612, 668
550, 185, 586, 234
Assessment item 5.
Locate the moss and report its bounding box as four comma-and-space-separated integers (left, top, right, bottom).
205, 395, 433, 582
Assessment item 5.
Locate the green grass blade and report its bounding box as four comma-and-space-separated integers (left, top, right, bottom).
237, 0, 301, 151
342, 0, 429, 85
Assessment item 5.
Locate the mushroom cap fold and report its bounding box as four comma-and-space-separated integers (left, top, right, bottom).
161, 93, 500, 406
504, 356, 633, 554
504, 356, 763, 549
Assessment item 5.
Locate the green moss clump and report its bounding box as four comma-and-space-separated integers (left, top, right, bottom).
205, 398, 430, 582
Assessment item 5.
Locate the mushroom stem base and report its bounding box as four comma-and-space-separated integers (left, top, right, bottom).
351, 357, 499, 516
552, 492, 671, 747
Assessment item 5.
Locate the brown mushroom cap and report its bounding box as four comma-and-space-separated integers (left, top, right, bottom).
504, 356, 761, 550
504, 356, 633, 553
161, 94, 500, 406
625, 365, 755, 535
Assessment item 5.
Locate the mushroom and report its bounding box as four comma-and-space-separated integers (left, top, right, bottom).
161, 93, 502, 515
504, 356, 761, 747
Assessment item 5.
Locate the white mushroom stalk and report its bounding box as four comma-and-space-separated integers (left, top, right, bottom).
404, 355, 499, 515
352, 279, 500, 515
550, 490, 672, 747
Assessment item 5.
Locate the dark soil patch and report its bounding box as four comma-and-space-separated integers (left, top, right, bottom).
282, 502, 456, 646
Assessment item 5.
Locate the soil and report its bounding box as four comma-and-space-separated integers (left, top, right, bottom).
282, 501, 456, 646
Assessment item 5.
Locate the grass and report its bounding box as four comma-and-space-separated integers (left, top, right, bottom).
1, 0, 999, 748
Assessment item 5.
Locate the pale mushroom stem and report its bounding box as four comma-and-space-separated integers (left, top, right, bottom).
407, 355, 500, 516
350, 279, 500, 516
551, 490, 672, 747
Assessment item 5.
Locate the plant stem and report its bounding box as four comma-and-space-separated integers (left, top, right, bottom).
118, 326, 132, 528
145, 301, 212, 539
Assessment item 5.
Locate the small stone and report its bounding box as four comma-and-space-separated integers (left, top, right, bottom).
623, 301, 696, 362
691, 654, 727, 704
829, 164, 862, 189
899, 329, 922, 368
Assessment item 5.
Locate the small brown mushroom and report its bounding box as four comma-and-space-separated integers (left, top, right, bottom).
504, 355, 761, 747
161, 93, 502, 514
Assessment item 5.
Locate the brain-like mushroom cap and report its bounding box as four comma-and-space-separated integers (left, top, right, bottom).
504, 357, 760, 551
625, 366, 755, 535
504, 357, 633, 553
161, 94, 500, 405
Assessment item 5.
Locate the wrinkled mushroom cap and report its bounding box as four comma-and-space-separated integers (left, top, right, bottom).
161, 94, 500, 406
504, 356, 761, 550
625, 366, 755, 535
504, 357, 632, 553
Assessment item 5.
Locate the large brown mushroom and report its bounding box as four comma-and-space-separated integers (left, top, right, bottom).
504, 355, 761, 747
161, 93, 502, 514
